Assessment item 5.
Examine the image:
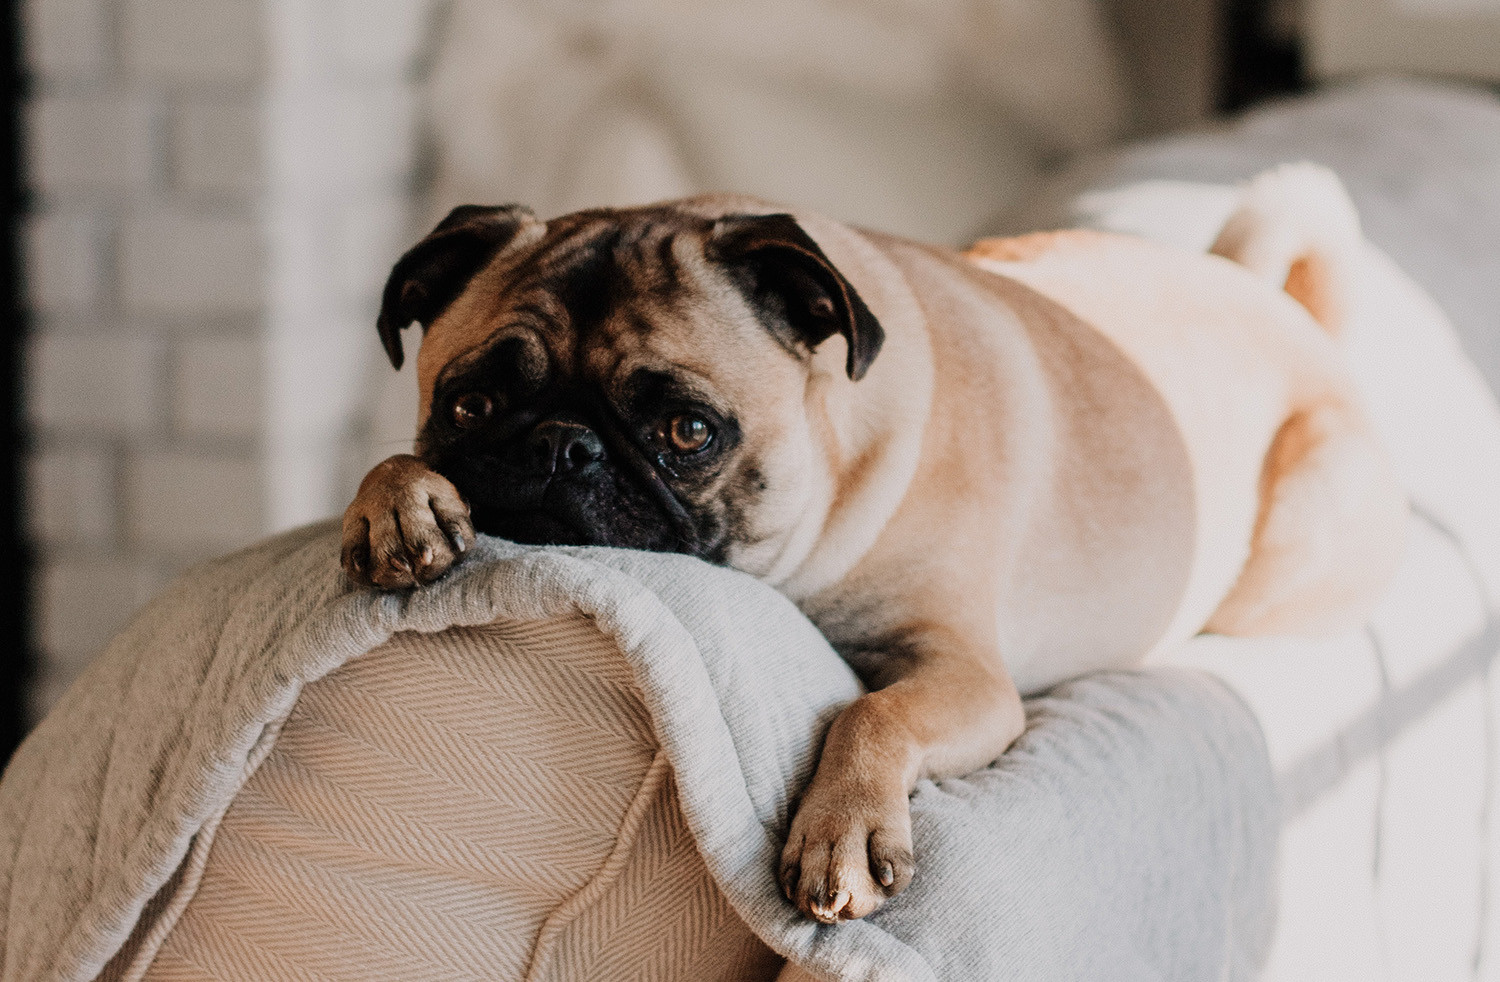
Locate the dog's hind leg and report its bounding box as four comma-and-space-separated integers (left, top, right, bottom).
1206, 400, 1407, 637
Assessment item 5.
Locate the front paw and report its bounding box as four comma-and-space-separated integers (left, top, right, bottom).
779, 779, 915, 923
341, 454, 475, 589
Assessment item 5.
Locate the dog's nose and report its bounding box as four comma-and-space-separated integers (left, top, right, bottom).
527, 421, 605, 475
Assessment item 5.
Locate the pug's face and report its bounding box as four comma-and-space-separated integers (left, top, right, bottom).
378, 201, 884, 567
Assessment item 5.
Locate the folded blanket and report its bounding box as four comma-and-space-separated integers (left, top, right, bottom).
0, 517, 1278, 982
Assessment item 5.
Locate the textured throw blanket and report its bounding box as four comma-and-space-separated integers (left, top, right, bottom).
1, 519, 1278, 982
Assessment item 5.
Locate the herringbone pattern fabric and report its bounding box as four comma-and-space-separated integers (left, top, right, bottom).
135, 616, 777, 982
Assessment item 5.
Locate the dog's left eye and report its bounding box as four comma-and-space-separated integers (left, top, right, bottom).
658, 414, 714, 454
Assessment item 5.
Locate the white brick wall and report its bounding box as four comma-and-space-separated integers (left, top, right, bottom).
119, 211, 263, 315
27, 94, 157, 193
172, 334, 262, 438
171, 100, 263, 195
36, 555, 165, 664
24, 211, 101, 310
21, 0, 433, 720
22, 0, 109, 82
27, 444, 117, 544
121, 0, 263, 82
262, 0, 426, 530
28, 332, 162, 436
126, 450, 263, 554
332, 0, 429, 75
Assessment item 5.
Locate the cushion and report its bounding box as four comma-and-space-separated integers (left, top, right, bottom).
130, 620, 777, 982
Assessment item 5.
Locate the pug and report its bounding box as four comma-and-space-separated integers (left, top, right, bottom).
342, 164, 1406, 923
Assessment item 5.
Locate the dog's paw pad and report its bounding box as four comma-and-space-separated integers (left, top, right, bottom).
779, 785, 914, 923
341, 455, 475, 589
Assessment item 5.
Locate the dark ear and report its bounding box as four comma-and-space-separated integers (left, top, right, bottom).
376, 204, 537, 369
707, 213, 884, 380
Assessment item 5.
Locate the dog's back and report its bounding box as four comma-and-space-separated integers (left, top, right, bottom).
967, 165, 1404, 645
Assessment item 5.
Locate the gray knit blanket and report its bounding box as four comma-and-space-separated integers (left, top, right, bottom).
0, 520, 1278, 982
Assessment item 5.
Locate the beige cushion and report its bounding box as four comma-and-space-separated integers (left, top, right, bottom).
129, 618, 779, 982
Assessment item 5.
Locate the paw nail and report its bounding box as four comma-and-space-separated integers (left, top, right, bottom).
420, 546, 434, 565
878, 863, 894, 887
812, 890, 849, 920
391, 557, 410, 572
453, 533, 466, 553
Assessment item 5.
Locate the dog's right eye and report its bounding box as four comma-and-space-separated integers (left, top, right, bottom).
451, 393, 494, 429
659, 413, 715, 454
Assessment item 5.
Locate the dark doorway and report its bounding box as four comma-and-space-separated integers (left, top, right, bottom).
1220, 0, 1307, 113
2, 0, 33, 768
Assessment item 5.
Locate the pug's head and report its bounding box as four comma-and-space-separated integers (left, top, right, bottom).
377, 199, 885, 567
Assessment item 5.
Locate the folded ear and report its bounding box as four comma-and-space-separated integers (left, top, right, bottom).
707, 213, 884, 380
377, 204, 537, 369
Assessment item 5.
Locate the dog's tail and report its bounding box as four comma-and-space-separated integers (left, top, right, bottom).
1209, 163, 1362, 337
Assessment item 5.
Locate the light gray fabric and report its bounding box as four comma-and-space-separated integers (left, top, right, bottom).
1011, 77, 1500, 396
1014, 77, 1500, 978
1018, 76, 1500, 815
1, 522, 1278, 982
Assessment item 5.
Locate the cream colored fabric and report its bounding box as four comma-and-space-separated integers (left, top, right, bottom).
1029, 88, 1500, 978
131, 618, 777, 982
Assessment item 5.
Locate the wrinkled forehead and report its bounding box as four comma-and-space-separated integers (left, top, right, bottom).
415, 207, 793, 409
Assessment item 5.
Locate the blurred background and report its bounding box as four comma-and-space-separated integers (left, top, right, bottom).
3, 0, 1499, 760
